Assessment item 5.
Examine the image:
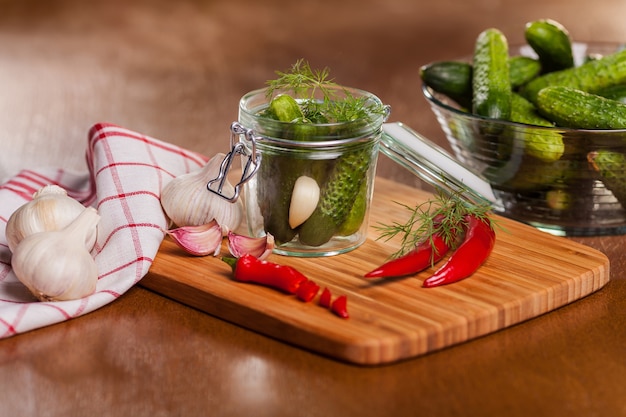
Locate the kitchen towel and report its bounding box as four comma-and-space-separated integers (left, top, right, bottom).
0, 123, 207, 338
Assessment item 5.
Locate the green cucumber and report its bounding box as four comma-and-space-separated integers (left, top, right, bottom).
269, 94, 304, 122
421, 57, 540, 108
509, 56, 542, 88
525, 19, 574, 73
472, 28, 512, 120
496, 156, 578, 191
297, 143, 375, 246
588, 150, 626, 206
256, 151, 331, 244
265, 94, 324, 141
510, 93, 563, 162
420, 61, 473, 108
337, 179, 368, 236
510, 92, 553, 127
255, 154, 297, 244
536, 86, 626, 129
256, 95, 328, 244
521, 49, 626, 103
545, 188, 573, 211
595, 84, 626, 104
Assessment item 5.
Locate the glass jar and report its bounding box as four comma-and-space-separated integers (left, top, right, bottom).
238, 86, 389, 257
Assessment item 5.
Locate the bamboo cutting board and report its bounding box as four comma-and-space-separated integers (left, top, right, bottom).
141, 176, 610, 365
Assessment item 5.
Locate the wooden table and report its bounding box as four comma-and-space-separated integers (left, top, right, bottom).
2, 0, 626, 415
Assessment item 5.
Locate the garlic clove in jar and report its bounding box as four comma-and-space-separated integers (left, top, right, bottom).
11, 207, 101, 302
6, 184, 97, 253
288, 176, 320, 229
160, 153, 244, 233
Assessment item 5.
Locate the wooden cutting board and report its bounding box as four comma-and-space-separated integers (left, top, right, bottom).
141, 176, 610, 365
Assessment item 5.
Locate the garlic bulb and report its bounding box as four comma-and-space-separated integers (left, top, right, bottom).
6, 184, 97, 253
160, 153, 244, 232
11, 207, 101, 302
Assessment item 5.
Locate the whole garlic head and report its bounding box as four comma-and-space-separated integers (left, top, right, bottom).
5, 185, 97, 253
11, 207, 101, 302
160, 153, 244, 232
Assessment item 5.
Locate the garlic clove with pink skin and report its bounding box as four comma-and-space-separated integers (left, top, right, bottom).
166, 220, 223, 256
227, 232, 275, 260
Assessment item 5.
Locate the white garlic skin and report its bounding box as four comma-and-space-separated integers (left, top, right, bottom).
6, 184, 97, 253
11, 207, 101, 302
160, 153, 244, 232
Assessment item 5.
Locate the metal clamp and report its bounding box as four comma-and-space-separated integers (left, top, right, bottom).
207, 121, 261, 202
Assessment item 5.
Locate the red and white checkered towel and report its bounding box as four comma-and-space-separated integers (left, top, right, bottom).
0, 123, 208, 338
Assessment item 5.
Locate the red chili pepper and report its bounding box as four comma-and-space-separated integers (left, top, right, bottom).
222, 254, 308, 294
296, 280, 320, 302
319, 287, 332, 308
422, 215, 495, 288
330, 295, 349, 319
365, 214, 451, 279
364, 233, 450, 278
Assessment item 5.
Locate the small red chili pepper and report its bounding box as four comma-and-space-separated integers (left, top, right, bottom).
330, 295, 349, 319
422, 214, 495, 288
296, 280, 320, 302
364, 233, 450, 278
319, 287, 332, 308
222, 254, 308, 294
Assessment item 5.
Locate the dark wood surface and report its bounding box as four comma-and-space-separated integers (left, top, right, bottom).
2, 0, 626, 415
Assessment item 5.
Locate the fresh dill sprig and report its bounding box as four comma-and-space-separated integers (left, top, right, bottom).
374, 187, 493, 259
265, 59, 386, 124
266, 59, 337, 101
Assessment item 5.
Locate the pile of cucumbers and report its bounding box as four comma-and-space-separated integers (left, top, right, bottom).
421, 19, 626, 211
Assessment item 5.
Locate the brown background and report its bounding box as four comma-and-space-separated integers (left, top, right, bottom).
1, 0, 626, 416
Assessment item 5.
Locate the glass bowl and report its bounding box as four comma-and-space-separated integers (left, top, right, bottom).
422, 42, 626, 236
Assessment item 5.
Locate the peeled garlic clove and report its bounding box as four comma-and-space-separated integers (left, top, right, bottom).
160, 153, 244, 233
289, 176, 320, 229
227, 232, 275, 260
11, 207, 101, 302
6, 184, 97, 253
166, 221, 223, 256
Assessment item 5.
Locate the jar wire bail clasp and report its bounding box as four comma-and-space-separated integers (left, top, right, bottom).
207, 121, 262, 202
